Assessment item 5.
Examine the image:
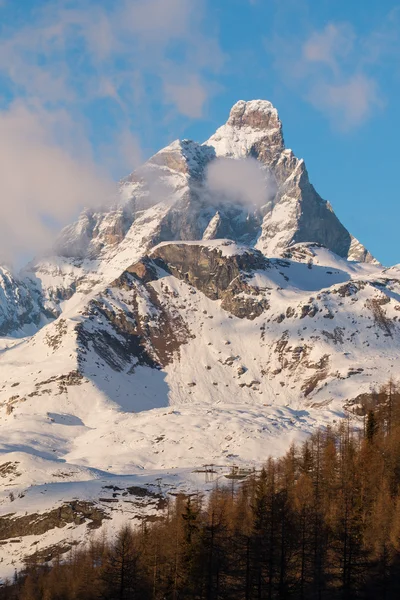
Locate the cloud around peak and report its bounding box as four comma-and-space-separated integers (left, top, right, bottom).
206, 157, 276, 209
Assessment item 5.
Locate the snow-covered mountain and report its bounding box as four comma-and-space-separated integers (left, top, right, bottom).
17, 99, 374, 334
0, 100, 395, 577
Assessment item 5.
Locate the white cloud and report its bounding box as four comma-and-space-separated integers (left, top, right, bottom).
303, 23, 355, 71
0, 102, 115, 263
164, 76, 208, 118
307, 74, 381, 128
0, 1, 224, 119
123, 0, 192, 40
206, 157, 276, 208
270, 21, 385, 129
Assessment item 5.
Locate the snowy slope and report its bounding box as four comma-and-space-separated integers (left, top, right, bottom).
0, 240, 398, 576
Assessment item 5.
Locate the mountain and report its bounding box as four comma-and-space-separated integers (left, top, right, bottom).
0, 100, 395, 577
17, 100, 374, 335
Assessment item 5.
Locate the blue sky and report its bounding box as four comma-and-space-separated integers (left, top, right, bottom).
0, 0, 399, 264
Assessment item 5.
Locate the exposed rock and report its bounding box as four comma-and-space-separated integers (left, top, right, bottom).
301, 355, 330, 397
0, 462, 20, 479
0, 501, 108, 540
152, 242, 270, 319
77, 269, 193, 371
366, 297, 393, 337
126, 257, 159, 283
45, 318, 68, 351
0, 267, 54, 336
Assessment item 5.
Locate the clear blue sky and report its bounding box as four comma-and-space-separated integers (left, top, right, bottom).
0, 0, 399, 265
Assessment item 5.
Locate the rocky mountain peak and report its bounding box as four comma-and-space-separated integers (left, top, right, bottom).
206, 99, 284, 160
227, 99, 282, 134
146, 139, 215, 180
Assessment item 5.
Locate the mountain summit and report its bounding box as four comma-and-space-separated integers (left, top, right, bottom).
52, 99, 374, 267
206, 100, 374, 262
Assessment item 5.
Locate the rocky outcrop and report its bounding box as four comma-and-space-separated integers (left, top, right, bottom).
0, 501, 107, 540
152, 242, 270, 319
77, 265, 193, 371
152, 242, 267, 298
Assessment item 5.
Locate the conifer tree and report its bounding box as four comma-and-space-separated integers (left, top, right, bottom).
366, 409, 378, 443
101, 526, 147, 600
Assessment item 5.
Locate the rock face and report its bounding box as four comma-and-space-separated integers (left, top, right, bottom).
76, 265, 192, 371
206, 100, 374, 262
152, 241, 267, 300
152, 241, 270, 319
0, 501, 107, 541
